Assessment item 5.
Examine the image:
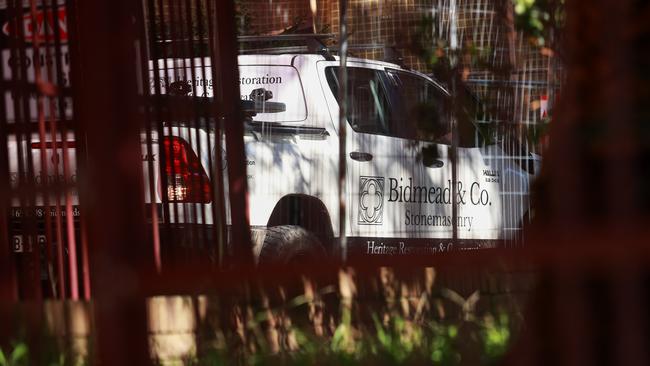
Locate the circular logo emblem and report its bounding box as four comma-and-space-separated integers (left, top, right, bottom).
359, 176, 384, 225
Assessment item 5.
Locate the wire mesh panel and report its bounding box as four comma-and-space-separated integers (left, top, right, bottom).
144, 0, 251, 269
0, 0, 251, 298
0, 0, 86, 301
0, 0, 562, 303
212, 0, 559, 263
145, 0, 224, 268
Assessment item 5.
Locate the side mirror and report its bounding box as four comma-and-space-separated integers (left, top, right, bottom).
241, 88, 286, 115
249, 87, 273, 102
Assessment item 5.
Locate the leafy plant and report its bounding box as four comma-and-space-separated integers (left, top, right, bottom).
0, 343, 28, 366
181, 268, 523, 365
513, 0, 565, 56
481, 313, 511, 362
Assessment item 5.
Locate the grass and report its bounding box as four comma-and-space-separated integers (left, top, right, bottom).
174, 267, 525, 365
1, 266, 529, 365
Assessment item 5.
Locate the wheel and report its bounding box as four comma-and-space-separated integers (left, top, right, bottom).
258, 225, 327, 266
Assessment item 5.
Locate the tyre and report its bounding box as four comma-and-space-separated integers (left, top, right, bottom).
258, 225, 327, 266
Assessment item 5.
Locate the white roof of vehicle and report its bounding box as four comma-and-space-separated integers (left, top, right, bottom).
237, 53, 404, 69
151, 53, 405, 71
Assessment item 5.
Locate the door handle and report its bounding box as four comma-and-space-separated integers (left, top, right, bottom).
349, 151, 373, 162
422, 158, 444, 168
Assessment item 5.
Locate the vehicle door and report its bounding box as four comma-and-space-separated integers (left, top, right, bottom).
381, 69, 453, 247
321, 63, 419, 257
387, 69, 503, 247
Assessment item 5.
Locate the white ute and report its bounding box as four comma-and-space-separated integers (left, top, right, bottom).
242, 54, 534, 262
7, 51, 536, 264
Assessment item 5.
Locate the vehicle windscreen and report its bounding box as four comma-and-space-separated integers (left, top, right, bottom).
387, 69, 451, 143
325, 67, 393, 135
326, 66, 490, 147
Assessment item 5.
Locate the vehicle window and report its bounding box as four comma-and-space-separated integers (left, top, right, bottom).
387, 70, 451, 144
239, 65, 307, 123
389, 70, 493, 147
454, 84, 494, 147
151, 62, 307, 123
325, 67, 392, 135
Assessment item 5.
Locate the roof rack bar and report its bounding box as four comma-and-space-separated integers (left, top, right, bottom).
238, 46, 311, 54
237, 34, 336, 61
155, 34, 336, 44
237, 34, 335, 43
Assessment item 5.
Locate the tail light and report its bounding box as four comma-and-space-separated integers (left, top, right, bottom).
162, 136, 212, 203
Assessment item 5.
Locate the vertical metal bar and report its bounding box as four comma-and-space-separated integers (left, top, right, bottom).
179, 0, 204, 261
0, 1, 18, 301
69, 0, 152, 362
149, 0, 168, 265
43, 0, 68, 299
11, 0, 42, 301
211, 0, 252, 265
163, 0, 184, 264
79, 216, 90, 299
338, 0, 348, 262
449, 1, 459, 245
188, 0, 215, 264
0, 144, 17, 302
204, 0, 227, 267
56, 3, 79, 299
602, 0, 635, 224
167, 0, 189, 262
140, 0, 162, 272
59, 0, 86, 298
5, 0, 24, 297
450, 76, 458, 244
144, 0, 167, 271
28, 0, 57, 298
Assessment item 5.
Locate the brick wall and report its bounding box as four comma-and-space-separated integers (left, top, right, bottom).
240, 0, 315, 34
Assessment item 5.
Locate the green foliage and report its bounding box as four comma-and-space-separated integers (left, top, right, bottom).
182, 275, 520, 365
330, 317, 355, 356
481, 313, 511, 363
512, 0, 565, 51
408, 12, 508, 157
371, 314, 423, 363
411, 14, 449, 70
4, 272, 521, 366
0, 337, 88, 366
428, 323, 460, 365
0, 343, 29, 366
234, 0, 256, 36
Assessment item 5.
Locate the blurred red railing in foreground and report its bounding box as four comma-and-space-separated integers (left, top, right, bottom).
0, 0, 649, 364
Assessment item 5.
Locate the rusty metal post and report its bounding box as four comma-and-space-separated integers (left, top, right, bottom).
0, 72, 17, 303
337, 0, 348, 261
69, 0, 153, 364
210, 0, 253, 266
0, 1, 17, 299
